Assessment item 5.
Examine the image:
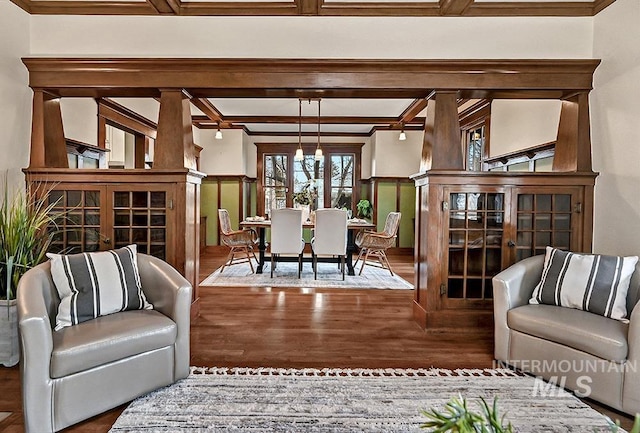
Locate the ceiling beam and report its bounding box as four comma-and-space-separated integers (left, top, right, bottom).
189, 97, 232, 127
398, 98, 429, 125
196, 115, 425, 125
593, 0, 616, 14
439, 0, 473, 15
146, 0, 179, 14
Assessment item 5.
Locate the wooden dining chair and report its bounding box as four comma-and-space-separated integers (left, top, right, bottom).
354, 211, 401, 276
269, 208, 305, 278
218, 209, 258, 273
311, 208, 348, 280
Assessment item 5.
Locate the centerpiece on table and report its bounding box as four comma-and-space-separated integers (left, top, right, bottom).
293, 185, 314, 222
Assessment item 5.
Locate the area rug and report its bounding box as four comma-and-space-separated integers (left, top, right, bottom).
110, 367, 620, 432
200, 261, 414, 290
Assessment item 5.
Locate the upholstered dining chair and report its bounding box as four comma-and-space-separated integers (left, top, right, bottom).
269, 208, 305, 278
311, 208, 348, 280
17, 253, 192, 433
354, 211, 401, 276
218, 208, 258, 273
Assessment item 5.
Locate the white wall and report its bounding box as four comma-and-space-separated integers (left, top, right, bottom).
30, 16, 592, 59
61, 98, 98, 145
198, 129, 245, 175
0, 2, 31, 191
592, 0, 640, 255
242, 132, 257, 178
490, 100, 562, 156
371, 130, 422, 177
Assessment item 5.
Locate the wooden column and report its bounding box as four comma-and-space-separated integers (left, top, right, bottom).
134, 135, 148, 169
29, 90, 68, 169
553, 92, 593, 172
420, 91, 464, 172
155, 89, 196, 170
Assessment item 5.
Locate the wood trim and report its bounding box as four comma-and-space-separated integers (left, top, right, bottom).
98, 98, 158, 139
439, 0, 473, 15
484, 141, 555, 165
458, 99, 490, 130
146, 0, 179, 14
11, 0, 616, 16
220, 115, 417, 125
420, 91, 463, 172
190, 97, 224, 125
22, 58, 601, 99
399, 99, 429, 125
155, 90, 197, 170
553, 92, 593, 172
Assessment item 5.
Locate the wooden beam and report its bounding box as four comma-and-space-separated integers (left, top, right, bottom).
420, 91, 463, 172
134, 135, 148, 169
199, 115, 422, 125
146, 0, 179, 14
298, 0, 319, 15
29, 90, 68, 169
398, 98, 429, 124
98, 98, 158, 139
553, 92, 593, 172
190, 97, 225, 125
593, 0, 616, 14
23, 59, 601, 97
155, 89, 197, 170
439, 0, 473, 15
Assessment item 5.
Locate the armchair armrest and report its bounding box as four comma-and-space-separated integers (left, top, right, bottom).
17, 263, 56, 433
492, 254, 544, 361
622, 300, 640, 412
137, 254, 193, 380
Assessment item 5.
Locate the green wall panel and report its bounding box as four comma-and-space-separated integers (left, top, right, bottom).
399, 183, 416, 248
201, 181, 219, 246
376, 182, 397, 232
220, 181, 241, 231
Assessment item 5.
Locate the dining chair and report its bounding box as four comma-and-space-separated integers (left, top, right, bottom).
354, 211, 401, 276
218, 209, 258, 273
269, 208, 305, 278
311, 208, 348, 280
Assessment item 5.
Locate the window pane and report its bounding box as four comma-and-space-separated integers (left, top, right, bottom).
330, 155, 354, 209
264, 154, 288, 212
293, 155, 323, 210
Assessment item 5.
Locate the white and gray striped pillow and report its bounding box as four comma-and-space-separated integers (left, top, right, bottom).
530, 247, 638, 322
48, 245, 153, 331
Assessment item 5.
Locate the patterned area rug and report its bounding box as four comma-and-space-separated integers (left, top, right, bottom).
200, 261, 414, 290
110, 367, 620, 432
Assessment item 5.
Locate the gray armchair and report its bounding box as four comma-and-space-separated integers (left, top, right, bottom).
17, 253, 192, 433
493, 254, 640, 415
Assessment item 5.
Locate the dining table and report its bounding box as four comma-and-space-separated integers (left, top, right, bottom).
239, 218, 376, 276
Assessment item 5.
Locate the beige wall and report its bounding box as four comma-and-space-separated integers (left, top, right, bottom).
370, 130, 422, 177
490, 100, 562, 156
592, 0, 640, 255
0, 2, 31, 192
198, 129, 246, 175
61, 98, 98, 146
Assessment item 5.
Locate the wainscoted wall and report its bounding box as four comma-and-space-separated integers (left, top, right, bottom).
201, 176, 257, 246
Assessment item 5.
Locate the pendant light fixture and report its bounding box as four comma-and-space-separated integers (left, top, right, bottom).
215, 122, 223, 140
314, 98, 323, 161
295, 98, 304, 161
398, 122, 407, 141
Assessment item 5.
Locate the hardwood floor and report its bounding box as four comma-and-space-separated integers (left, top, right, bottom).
0, 250, 632, 431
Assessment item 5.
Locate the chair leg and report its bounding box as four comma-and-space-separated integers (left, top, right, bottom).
271, 254, 275, 278
341, 255, 345, 280
359, 249, 371, 275
380, 250, 394, 276
245, 247, 255, 273
313, 253, 317, 280
298, 253, 303, 278
354, 248, 365, 267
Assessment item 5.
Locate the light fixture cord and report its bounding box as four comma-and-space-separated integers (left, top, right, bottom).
317, 98, 321, 151
298, 98, 302, 150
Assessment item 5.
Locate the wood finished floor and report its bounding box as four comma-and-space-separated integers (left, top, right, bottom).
0, 250, 632, 431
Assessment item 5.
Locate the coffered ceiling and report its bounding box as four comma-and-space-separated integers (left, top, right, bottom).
11, 0, 615, 16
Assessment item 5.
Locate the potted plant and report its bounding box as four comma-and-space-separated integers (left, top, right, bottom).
356, 199, 373, 220
0, 179, 60, 367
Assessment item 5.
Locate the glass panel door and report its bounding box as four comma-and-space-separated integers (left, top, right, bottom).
47, 188, 103, 254
330, 154, 354, 210
263, 154, 288, 216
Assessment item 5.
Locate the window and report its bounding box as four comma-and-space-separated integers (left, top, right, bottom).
330, 155, 354, 209
466, 127, 485, 172
257, 144, 361, 216
263, 154, 288, 215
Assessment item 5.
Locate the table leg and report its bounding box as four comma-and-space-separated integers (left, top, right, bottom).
256, 227, 266, 274
346, 228, 356, 276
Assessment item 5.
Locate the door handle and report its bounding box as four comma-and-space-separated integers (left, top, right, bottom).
507, 240, 516, 248
103, 238, 111, 245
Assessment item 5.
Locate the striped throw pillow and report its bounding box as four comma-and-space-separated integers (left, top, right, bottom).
530, 247, 638, 322
48, 245, 153, 331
